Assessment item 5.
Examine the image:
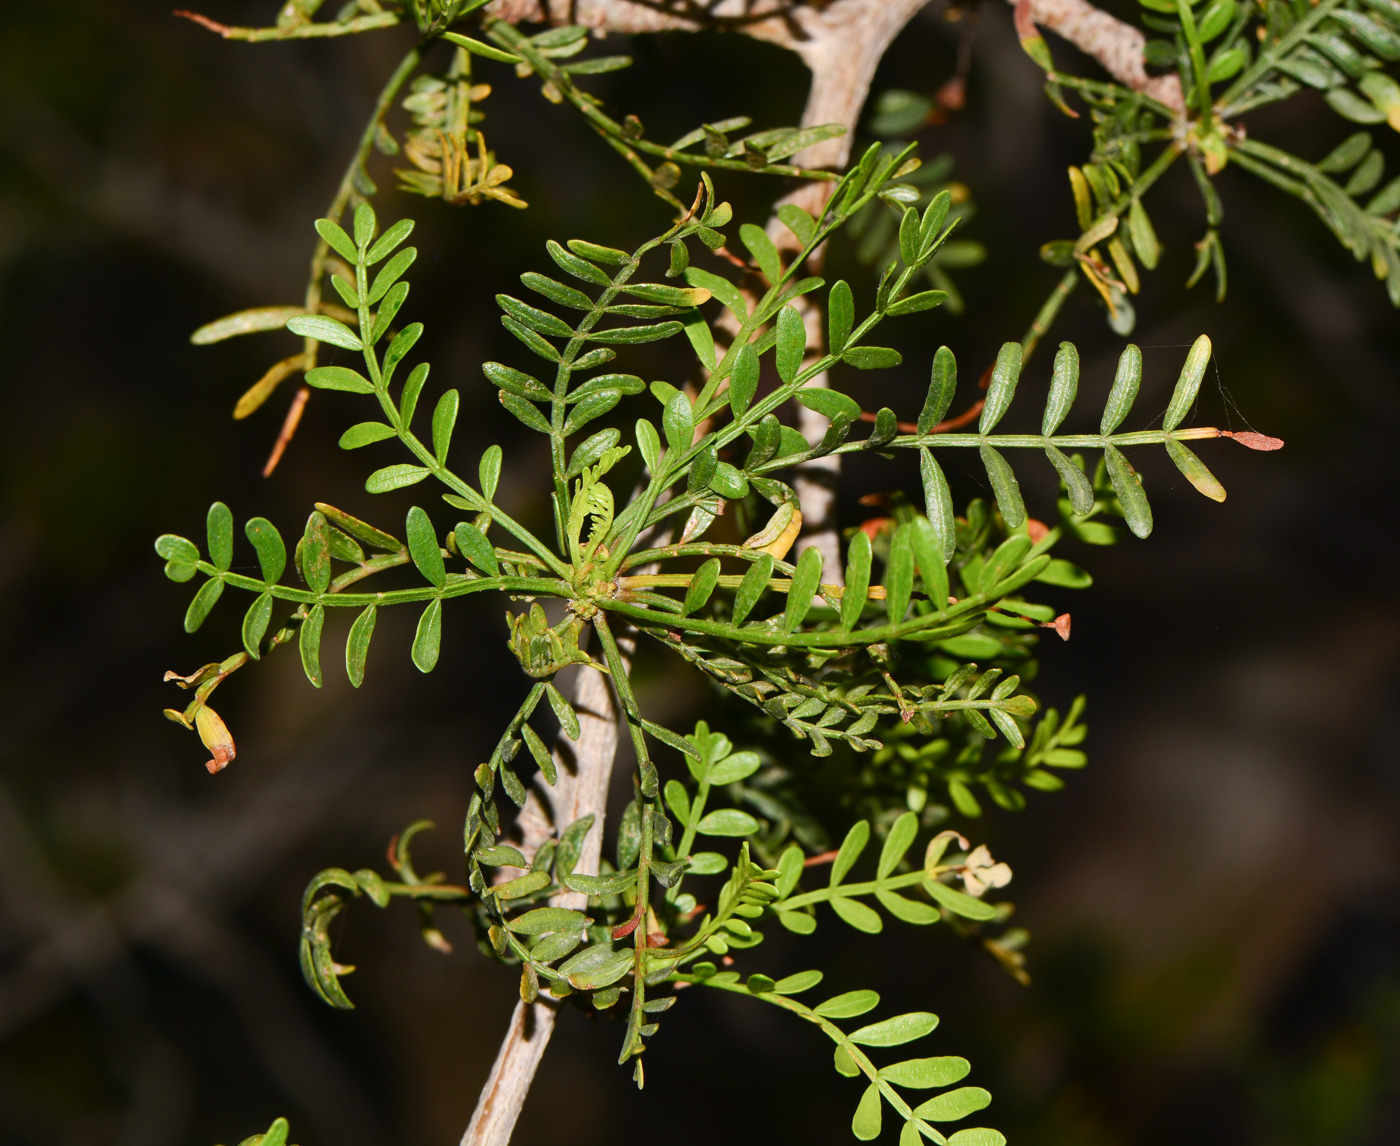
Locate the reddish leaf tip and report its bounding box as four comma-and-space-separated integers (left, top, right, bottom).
1222, 430, 1284, 451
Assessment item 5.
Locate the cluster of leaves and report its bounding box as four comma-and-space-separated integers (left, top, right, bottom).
160, 142, 1259, 1145
301, 717, 1016, 1142
182, 1, 850, 464
1011, 0, 1400, 322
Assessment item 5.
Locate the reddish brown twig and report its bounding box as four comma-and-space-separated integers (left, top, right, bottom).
173, 9, 233, 36
263, 385, 310, 477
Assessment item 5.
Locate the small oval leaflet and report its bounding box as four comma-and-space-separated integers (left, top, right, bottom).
919, 346, 957, 433
831, 896, 883, 933
241, 592, 272, 659
878, 1056, 971, 1089
245, 517, 286, 584
507, 907, 589, 935
299, 604, 325, 688
695, 809, 760, 837
405, 507, 445, 587
731, 553, 773, 625
412, 599, 442, 673
852, 1083, 882, 1142
914, 1086, 992, 1122
1103, 444, 1153, 538
1100, 343, 1142, 434
346, 604, 377, 688
367, 464, 432, 494
848, 1011, 940, 1048
979, 341, 1022, 433
1164, 333, 1211, 430
288, 314, 363, 353
1042, 341, 1079, 435
813, 989, 880, 1019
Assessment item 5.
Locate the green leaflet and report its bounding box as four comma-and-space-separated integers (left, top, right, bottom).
1104, 445, 1153, 538
663, 391, 694, 453
915, 1087, 992, 1121
245, 517, 286, 583
242, 592, 272, 659
980, 444, 1026, 528
852, 1085, 882, 1141
546, 682, 580, 739
548, 239, 611, 285
979, 342, 1022, 433
828, 280, 854, 351
400, 364, 430, 427
924, 879, 996, 920
1045, 445, 1095, 516
884, 526, 914, 624
455, 521, 499, 575
207, 502, 234, 571
521, 724, 557, 785
346, 604, 377, 687
849, 1012, 939, 1047
367, 464, 431, 493
412, 600, 442, 672
683, 558, 721, 616
635, 419, 662, 472
1100, 344, 1142, 434
919, 346, 957, 433
731, 554, 773, 625
774, 969, 823, 995
830, 820, 870, 886
288, 314, 362, 352
909, 515, 949, 610
814, 989, 880, 1018
1166, 438, 1227, 501
798, 387, 861, 422
405, 507, 445, 587
920, 449, 957, 562
340, 421, 396, 450
431, 389, 459, 462
302, 512, 331, 594
877, 811, 919, 879
739, 222, 782, 284
783, 545, 824, 632
879, 1057, 971, 1088
1164, 333, 1211, 430
299, 604, 325, 688
730, 343, 759, 416
696, 808, 761, 836
1127, 198, 1161, 269
1043, 341, 1079, 435
566, 429, 622, 480
832, 896, 883, 933
478, 444, 502, 502
184, 578, 224, 633
841, 531, 872, 631
775, 305, 806, 384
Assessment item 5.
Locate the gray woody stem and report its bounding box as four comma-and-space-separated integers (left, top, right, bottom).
462, 655, 624, 1146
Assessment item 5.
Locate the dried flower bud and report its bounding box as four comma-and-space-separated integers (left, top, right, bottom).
194, 705, 236, 774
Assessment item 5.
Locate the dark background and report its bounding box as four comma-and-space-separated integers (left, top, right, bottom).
2, 2, 1398, 1144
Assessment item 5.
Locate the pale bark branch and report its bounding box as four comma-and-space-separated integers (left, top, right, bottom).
462, 657, 624, 1146
1013, 0, 1186, 113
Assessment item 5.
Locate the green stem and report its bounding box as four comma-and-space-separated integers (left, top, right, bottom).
303, 45, 423, 372
485, 21, 840, 194
196, 565, 568, 607
1020, 268, 1079, 363
673, 976, 939, 1141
